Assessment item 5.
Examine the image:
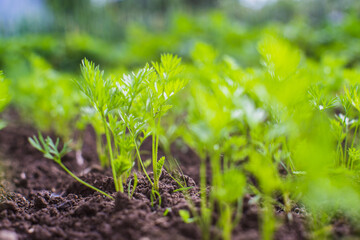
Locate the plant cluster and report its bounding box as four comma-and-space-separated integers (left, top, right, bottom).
29, 133, 114, 200
26, 35, 360, 239
5, 54, 85, 141
180, 35, 360, 239
31, 54, 187, 202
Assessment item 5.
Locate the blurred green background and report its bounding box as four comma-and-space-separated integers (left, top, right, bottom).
2, 0, 360, 130
2, 0, 360, 71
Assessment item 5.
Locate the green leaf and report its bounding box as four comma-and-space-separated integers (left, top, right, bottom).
76, 58, 122, 118
28, 133, 72, 163
258, 35, 301, 81
156, 104, 173, 118
163, 208, 171, 216
173, 186, 194, 193
131, 173, 138, 198
28, 136, 44, 153
156, 156, 165, 179
144, 159, 151, 168
114, 155, 132, 176
179, 210, 195, 224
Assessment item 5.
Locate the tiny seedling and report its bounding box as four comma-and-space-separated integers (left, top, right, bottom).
146, 54, 187, 192
76, 54, 187, 200
127, 173, 138, 199
163, 207, 172, 216
179, 209, 195, 223
0, 71, 10, 129
29, 133, 114, 200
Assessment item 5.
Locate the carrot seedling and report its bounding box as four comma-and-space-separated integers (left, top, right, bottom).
29, 133, 114, 200
179, 210, 195, 223
146, 54, 187, 192
76, 59, 127, 192
76, 54, 186, 198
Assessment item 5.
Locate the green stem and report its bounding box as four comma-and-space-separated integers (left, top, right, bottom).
200, 157, 207, 211
348, 123, 359, 170
208, 153, 219, 228
152, 131, 157, 189
351, 124, 358, 149
152, 118, 160, 191
344, 116, 348, 167
222, 204, 232, 240
118, 176, 124, 192
232, 198, 243, 233
336, 139, 341, 167
119, 112, 153, 186
131, 130, 153, 185
96, 131, 106, 167
58, 162, 114, 200
344, 134, 348, 167
102, 116, 120, 192
199, 151, 210, 240
262, 197, 275, 240
283, 138, 295, 173
339, 143, 344, 166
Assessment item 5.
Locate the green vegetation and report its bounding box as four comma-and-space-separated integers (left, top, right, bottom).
74, 54, 186, 196
2, 1, 360, 239
29, 133, 114, 200
0, 71, 10, 129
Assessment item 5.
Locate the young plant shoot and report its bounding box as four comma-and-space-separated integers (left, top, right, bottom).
29, 133, 114, 200
147, 54, 187, 192
75, 54, 186, 195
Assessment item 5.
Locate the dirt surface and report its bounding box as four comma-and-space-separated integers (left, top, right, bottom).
0, 122, 311, 240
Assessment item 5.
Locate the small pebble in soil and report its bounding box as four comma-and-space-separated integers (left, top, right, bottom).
0, 230, 18, 240
139, 237, 151, 240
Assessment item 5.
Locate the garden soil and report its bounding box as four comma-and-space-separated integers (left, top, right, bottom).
0, 122, 313, 240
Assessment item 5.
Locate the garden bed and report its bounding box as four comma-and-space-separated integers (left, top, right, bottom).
0, 122, 309, 240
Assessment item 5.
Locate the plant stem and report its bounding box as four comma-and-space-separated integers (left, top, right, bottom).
199, 154, 210, 240
336, 139, 341, 166
132, 132, 153, 185
152, 130, 157, 190
120, 112, 153, 186
349, 123, 359, 169
350, 123, 358, 149
152, 118, 160, 191
96, 131, 107, 167
344, 115, 348, 167
58, 162, 114, 200
118, 176, 124, 192
221, 204, 232, 240
102, 116, 120, 192
262, 197, 275, 240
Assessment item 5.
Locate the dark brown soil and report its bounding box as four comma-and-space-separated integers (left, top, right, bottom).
0, 122, 310, 240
